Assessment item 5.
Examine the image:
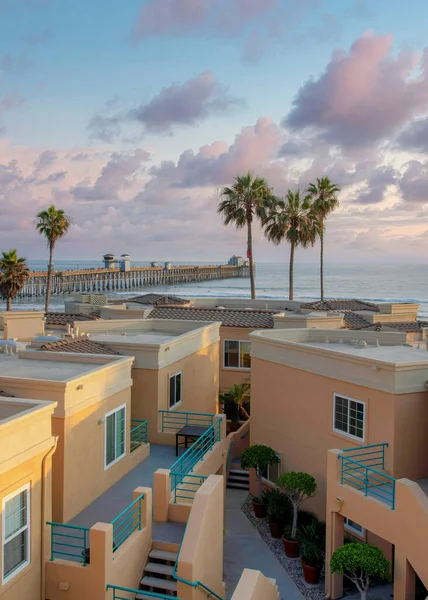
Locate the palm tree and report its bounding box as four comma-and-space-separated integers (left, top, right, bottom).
219, 382, 251, 421
263, 190, 320, 301
35, 205, 71, 312
306, 177, 340, 301
218, 172, 273, 299
0, 249, 30, 311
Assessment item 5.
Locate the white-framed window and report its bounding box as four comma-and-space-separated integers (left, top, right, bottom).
333, 394, 365, 441
169, 372, 182, 409
224, 340, 251, 370
261, 453, 281, 483
105, 404, 126, 469
2, 483, 30, 584
344, 518, 365, 537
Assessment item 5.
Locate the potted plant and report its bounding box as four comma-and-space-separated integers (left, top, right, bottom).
277, 471, 317, 558
331, 543, 390, 600
263, 488, 291, 538
241, 445, 280, 518
297, 520, 326, 584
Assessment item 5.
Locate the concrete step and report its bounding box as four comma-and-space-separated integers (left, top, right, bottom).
140, 576, 177, 593
229, 469, 249, 477
149, 549, 178, 563
227, 481, 250, 490
144, 562, 174, 577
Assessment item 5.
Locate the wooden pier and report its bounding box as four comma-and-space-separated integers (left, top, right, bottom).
18, 264, 251, 298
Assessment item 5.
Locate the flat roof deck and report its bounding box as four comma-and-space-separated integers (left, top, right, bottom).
0, 355, 110, 381
303, 341, 428, 364
91, 331, 178, 345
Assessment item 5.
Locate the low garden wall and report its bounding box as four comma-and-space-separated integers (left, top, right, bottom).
231, 569, 280, 600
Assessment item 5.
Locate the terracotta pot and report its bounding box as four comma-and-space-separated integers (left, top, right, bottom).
282, 536, 300, 558
302, 563, 320, 585
268, 521, 282, 538
251, 500, 266, 518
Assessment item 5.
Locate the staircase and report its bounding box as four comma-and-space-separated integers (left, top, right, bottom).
137, 546, 179, 598
227, 468, 249, 490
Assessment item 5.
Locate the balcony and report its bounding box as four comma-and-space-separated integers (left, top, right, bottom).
339, 443, 396, 509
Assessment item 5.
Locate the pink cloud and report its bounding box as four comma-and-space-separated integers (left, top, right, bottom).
285, 32, 428, 148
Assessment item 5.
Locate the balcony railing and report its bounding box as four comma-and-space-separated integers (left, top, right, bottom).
159, 409, 216, 433
107, 585, 184, 599
111, 494, 144, 552
339, 444, 396, 509
130, 419, 148, 451
170, 418, 221, 502
47, 522, 90, 565
170, 472, 208, 503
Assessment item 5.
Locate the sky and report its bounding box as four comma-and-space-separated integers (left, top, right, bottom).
1, 0, 428, 264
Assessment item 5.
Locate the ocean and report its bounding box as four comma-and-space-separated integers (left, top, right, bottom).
4, 261, 428, 318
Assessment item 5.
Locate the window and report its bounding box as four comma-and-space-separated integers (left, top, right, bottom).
224, 340, 251, 370
333, 394, 365, 440
2, 484, 30, 584
261, 453, 281, 483
344, 518, 364, 536
169, 372, 182, 409
105, 405, 126, 468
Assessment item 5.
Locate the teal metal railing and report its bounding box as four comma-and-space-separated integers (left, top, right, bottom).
171, 472, 208, 503
339, 443, 396, 509
130, 419, 148, 451
226, 440, 235, 472
47, 522, 90, 565
159, 409, 215, 432
169, 418, 221, 502
106, 584, 184, 599
111, 494, 144, 552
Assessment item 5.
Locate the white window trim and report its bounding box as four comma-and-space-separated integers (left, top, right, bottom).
2, 483, 30, 585
332, 393, 366, 442
169, 371, 183, 410
262, 452, 281, 484
344, 518, 365, 537
223, 340, 251, 371
104, 403, 127, 470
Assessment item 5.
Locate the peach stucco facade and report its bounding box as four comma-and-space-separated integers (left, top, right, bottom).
0, 398, 57, 600
219, 327, 252, 391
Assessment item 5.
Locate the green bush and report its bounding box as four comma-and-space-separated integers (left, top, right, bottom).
331, 543, 390, 600
241, 445, 279, 501
277, 472, 317, 539
262, 488, 292, 523
297, 520, 326, 569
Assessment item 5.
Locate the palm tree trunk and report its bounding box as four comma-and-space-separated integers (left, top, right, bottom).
320, 223, 324, 301
289, 242, 295, 301
6, 296, 11, 311
247, 219, 256, 299
45, 243, 54, 313
239, 404, 250, 420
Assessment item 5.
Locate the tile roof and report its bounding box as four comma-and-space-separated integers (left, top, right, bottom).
45, 312, 101, 326
342, 312, 372, 330
127, 293, 189, 306
0, 390, 15, 397
376, 321, 428, 333
301, 299, 380, 312
148, 306, 276, 328
40, 336, 121, 355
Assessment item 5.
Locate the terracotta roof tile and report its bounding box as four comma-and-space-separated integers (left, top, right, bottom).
148, 306, 275, 328
127, 293, 189, 306
301, 299, 380, 312
45, 313, 101, 326
40, 336, 121, 355
342, 312, 372, 330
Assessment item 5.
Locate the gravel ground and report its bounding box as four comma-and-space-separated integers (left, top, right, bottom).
241, 495, 326, 600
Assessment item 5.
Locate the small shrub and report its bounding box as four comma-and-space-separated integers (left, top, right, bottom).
241, 445, 279, 501
277, 472, 317, 539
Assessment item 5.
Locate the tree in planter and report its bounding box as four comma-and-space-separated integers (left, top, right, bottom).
330, 543, 389, 600
297, 519, 326, 584
241, 445, 279, 501
277, 472, 317, 540
219, 382, 250, 422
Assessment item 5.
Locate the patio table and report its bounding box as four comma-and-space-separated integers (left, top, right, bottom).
175, 425, 210, 456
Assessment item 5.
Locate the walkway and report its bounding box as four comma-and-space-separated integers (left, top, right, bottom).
224, 489, 304, 600
68, 444, 185, 544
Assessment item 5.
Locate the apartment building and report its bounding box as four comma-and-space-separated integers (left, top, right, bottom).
42, 318, 221, 445
0, 396, 56, 599
250, 327, 428, 598
0, 352, 146, 523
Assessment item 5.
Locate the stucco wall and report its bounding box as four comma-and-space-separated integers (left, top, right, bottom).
0, 450, 53, 600
131, 341, 219, 445
1, 311, 45, 341
250, 356, 400, 517
177, 475, 225, 600
231, 569, 280, 600
52, 388, 149, 523
393, 391, 428, 480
